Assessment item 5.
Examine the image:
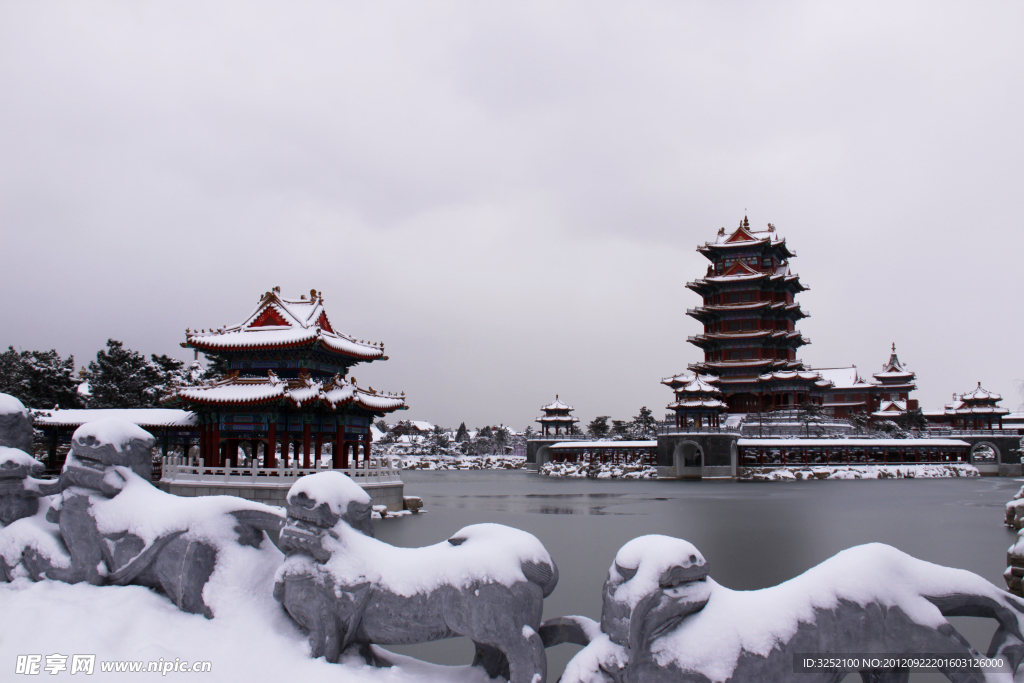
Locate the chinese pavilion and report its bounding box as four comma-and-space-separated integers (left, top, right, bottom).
926, 383, 1009, 430
536, 396, 579, 436
661, 372, 726, 430
686, 217, 828, 412
166, 287, 407, 469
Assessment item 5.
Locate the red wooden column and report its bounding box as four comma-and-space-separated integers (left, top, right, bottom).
314, 431, 322, 468
363, 431, 371, 468
266, 421, 277, 468
199, 422, 208, 464
302, 423, 311, 469
333, 426, 344, 469
211, 422, 221, 467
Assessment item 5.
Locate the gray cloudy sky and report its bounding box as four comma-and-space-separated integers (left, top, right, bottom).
2, 1, 1022, 430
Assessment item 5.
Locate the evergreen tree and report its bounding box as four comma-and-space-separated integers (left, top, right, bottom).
375, 420, 390, 434
895, 407, 928, 433
0, 346, 83, 409
587, 416, 611, 439
201, 352, 232, 381
455, 422, 469, 442
83, 340, 164, 409
493, 426, 512, 454
630, 407, 658, 439
611, 420, 630, 439
797, 401, 825, 437
849, 410, 871, 434
429, 425, 450, 454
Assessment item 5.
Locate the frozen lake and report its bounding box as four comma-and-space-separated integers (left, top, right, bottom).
374, 470, 1022, 682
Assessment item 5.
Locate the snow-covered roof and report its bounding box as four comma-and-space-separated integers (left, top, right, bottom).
872, 400, 908, 416
737, 438, 970, 448
873, 344, 915, 382
667, 399, 727, 409
958, 382, 1001, 403
814, 367, 871, 390
540, 396, 574, 412
549, 440, 656, 449
171, 371, 406, 414
185, 288, 385, 361
535, 415, 578, 423
34, 409, 198, 429
700, 218, 791, 251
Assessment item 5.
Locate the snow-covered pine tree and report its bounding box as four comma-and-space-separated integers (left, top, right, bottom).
587, 416, 611, 438
83, 340, 165, 409
630, 407, 658, 439
0, 346, 83, 409
455, 422, 469, 442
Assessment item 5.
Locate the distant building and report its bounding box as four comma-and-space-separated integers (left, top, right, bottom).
536, 396, 579, 436
925, 383, 1009, 430
816, 345, 919, 420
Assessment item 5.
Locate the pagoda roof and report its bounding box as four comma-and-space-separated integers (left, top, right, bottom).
957, 382, 1001, 403
540, 396, 574, 411
873, 344, 915, 382
688, 331, 808, 344
667, 398, 727, 410
535, 415, 579, 423
697, 218, 795, 257
185, 288, 386, 361
169, 371, 406, 415
685, 272, 807, 294
758, 370, 830, 386
661, 372, 720, 389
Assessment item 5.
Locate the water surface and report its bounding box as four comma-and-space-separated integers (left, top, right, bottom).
373, 471, 1021, 681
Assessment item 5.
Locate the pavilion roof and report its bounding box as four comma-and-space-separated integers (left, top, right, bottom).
34, 408, 198, 429
697, 218, 794, 257
540, 396, 574, 411
170, 371, 407, 415
184, 288, 386, 361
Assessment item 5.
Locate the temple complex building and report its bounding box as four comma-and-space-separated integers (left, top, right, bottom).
535, 396, 579, 436
685, 217, 828, 412
925, 383, 1009, 430
816, 345, 919, 420
165, 287, 407, 469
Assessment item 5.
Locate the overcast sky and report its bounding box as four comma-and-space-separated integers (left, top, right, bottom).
2, 1, 1022, 430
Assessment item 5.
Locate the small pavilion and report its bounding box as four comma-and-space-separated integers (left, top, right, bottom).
662, 373, 727, 430
166, 287, 407, 469
536, 396, 579, 436
928, 383, 1009, 430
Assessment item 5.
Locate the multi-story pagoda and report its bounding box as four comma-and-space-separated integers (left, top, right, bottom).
661, 372, 726, 430
536, 396, 579, 436
166, 287, 407, 469
686, 217, 827, 412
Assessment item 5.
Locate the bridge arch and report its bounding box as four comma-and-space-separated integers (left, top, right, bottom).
970, 441, 999, 465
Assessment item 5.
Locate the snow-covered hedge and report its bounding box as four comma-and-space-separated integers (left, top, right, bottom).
541, 461, 657, 479
738, 464, 979, 481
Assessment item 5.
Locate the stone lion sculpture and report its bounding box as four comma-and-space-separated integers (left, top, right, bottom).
274, 471, 559, 683
560, 535, 1024, 683
0, 446, 64, 581
18, 418, 284, 617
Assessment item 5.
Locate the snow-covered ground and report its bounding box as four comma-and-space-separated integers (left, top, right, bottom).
400, 455, 526, 470
738, 464, 980, 481
0, 577, 493, 682
540, 461, 658, 479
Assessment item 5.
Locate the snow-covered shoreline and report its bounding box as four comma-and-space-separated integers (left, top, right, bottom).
540, 461, 658, 479
738, 464, 980, 481
400, 455, 526, 471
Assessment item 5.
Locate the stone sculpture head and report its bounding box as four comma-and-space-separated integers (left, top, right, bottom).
601, 535, 711, 653
0, 394, 34, 454
279, 471, 374, 562
61, 418, 154, 495
0, 447, 54, 526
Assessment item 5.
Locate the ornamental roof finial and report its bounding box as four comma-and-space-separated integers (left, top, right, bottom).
743, 215, 749, 228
